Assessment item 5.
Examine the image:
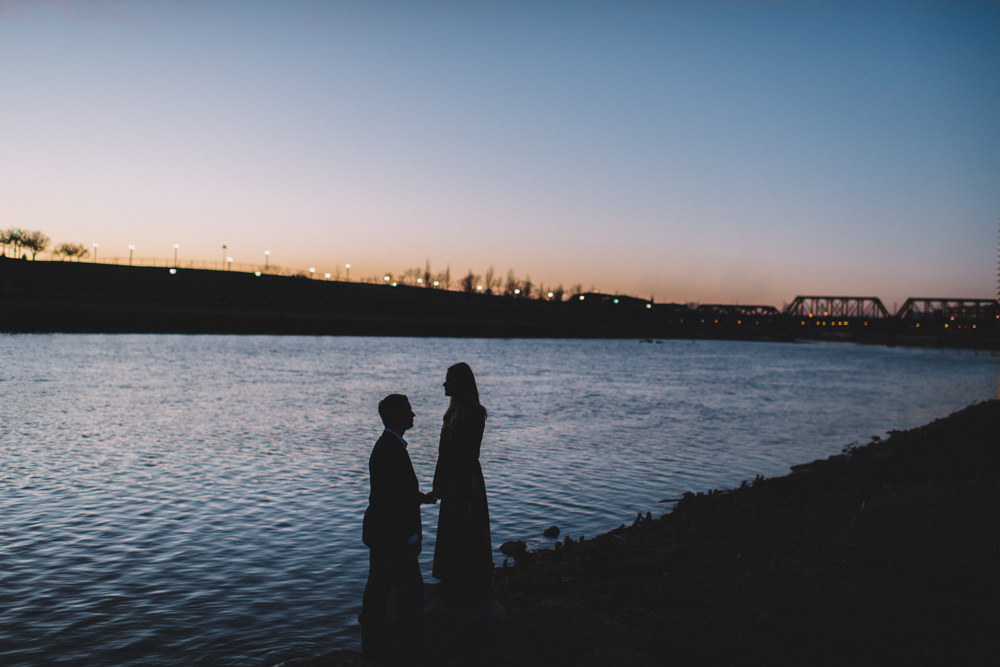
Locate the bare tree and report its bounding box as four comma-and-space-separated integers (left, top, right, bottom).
423, 260, 432, 287
521, 277, 533, 299
21, 230, 50, 260
401, 267, 422, 285
505, 269, 518, 295
460, 270, 479, 293
54, 242, 88, 261
551, 284, 565, 301
438, 266, 451, 290
568, 284, 583, 298
1, 228, 26, 258
484, 266, 497, 294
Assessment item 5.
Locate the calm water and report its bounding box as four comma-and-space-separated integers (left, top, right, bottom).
1, 335, 997, 665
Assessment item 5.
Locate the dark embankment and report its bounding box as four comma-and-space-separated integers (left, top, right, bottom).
491, 399, 1000, 665
5, 260, 997, 344
0, 259, 685, 338
277, 400, 1000, 666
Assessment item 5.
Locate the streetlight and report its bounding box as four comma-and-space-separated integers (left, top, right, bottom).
92, 243, 98, 263
227, 256, 233, 271
222, 245, 227, 268
264, 250, 270, 272
173, 244, 179, 266
346, 263, 351, 281
128, 245, 135, 266
324, 272, 331, 280
309, 267, 315, 278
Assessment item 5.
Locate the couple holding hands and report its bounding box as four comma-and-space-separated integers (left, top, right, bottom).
361, 362, 493, 662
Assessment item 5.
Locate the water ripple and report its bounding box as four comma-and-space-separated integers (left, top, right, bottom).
0, 335, 996, 664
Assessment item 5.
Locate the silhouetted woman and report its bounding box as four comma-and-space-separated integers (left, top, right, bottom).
432, 362, 493, 598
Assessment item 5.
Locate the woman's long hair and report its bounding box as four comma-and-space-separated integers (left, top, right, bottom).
444, 362, 486, 423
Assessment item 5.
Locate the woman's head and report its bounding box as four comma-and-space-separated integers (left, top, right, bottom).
444, 362, 480, 405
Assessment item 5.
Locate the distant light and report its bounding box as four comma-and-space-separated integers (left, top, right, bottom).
384, 275, 391, 282
128, 244, 135, 251
169, 268, 177, 275
325, 273, 331, 280
255, 272, 262, 277
579, 295, 585, 301
391, 281, 398, 287
547, 291, 554, 298
433, 280, 440, 287
613, 298, 619, 304
345, 263, 350, 269
226, 257, 233, 263
646, 303, 652, 309
476, 285, 483, 291
514, 288, 521, 295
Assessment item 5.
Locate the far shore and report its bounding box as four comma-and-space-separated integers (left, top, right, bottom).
275, 398, 1000, 665
3, 259, 998, 348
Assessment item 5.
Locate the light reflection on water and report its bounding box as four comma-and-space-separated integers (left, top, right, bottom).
1, 335, 997, 665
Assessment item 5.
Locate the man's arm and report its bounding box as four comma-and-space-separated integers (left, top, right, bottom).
369, 437, 422, 547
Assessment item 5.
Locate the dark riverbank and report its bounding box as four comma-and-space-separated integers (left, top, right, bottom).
278, 399, 1000, 665
3, 259, 997, 347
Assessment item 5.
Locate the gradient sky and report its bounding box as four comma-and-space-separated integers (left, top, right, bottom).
2, 0, 998, 308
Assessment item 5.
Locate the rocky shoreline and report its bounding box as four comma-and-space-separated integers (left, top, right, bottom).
278, 399, 1000, 665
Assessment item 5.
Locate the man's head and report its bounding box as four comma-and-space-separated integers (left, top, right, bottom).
378, 394, 414, 433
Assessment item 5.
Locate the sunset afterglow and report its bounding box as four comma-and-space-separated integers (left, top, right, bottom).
2, 0, 998, 309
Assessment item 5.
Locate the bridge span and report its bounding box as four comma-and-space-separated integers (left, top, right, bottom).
575, 292, 999, 347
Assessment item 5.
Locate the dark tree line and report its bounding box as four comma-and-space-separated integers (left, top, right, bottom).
1, 228, 51, 260
0, 228, 94, 261
386, 261, 582, 301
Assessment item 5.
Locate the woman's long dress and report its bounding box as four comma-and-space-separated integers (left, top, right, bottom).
432, 406, 493, 597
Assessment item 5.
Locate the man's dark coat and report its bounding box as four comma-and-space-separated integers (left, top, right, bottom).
363, 430, 422, 548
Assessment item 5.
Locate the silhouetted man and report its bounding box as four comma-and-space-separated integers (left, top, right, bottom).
361, 394, 434, 663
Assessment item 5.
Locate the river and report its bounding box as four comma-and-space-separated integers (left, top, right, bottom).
1, 335, 996, 665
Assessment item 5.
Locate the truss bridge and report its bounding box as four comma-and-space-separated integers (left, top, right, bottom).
784, 296, 890, 320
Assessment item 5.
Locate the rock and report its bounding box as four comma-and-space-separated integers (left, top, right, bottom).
543, 525, 560, 539
500, 540, 527, 559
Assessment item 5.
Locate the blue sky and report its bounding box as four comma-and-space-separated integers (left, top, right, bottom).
1, 0, 998, 308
